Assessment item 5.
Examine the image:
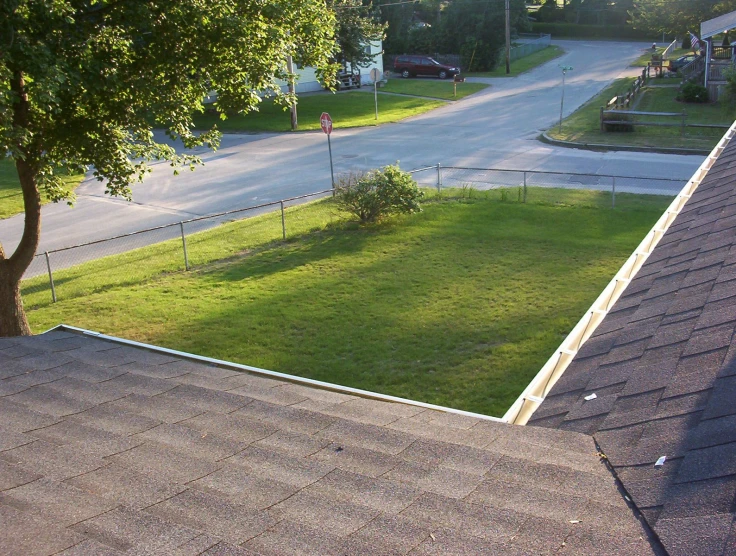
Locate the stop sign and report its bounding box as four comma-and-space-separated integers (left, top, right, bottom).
320, 112, 333, 135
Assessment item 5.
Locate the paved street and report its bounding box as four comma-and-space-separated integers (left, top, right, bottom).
1, 40, 706, 256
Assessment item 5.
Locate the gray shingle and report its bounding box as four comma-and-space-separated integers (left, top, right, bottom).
133, 422, 247, 461
0, 460, 41, 491
0, 439, 106, 481
189, 465, 297, 509
0, 477, 117, 527
655, 514, 734, 556
147, 488, 276, 545
70, 505, 201, 553
106, 441, 222, 484
65, 463, 187, 510
0, 502, 83, 554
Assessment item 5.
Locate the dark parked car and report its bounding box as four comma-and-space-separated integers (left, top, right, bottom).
668, 54, 698, 72
393, 55, 460, 79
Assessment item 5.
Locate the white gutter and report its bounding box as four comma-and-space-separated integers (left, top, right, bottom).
47, 324, 505, 423
503, 120, 736, 426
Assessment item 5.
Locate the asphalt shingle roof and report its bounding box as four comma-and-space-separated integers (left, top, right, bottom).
529, 132, 736, 555
0, 330, 660, 555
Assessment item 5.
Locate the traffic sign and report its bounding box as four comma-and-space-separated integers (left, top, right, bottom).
320, 112, 333, 135
370, 68, 381, 82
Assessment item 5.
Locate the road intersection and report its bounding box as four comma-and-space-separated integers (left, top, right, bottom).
1, 40, 706, 256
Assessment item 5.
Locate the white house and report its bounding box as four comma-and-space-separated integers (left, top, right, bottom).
278, 40, 384, 93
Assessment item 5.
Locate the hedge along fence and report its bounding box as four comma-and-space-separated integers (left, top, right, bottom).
530, 23, 651, 40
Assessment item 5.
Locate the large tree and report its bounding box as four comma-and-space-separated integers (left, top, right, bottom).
632, 0, 736, 37
0, 0, 335, 336
330, 0, 386, 68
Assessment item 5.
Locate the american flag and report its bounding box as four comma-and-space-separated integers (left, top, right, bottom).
689, 31, 701, 51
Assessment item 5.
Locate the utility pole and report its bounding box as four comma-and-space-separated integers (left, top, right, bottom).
505, 0, 511, 74
286, 54, 298, 131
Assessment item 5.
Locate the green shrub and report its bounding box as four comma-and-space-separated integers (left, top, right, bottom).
677, 81, 708, 103
335, 165, 424, 223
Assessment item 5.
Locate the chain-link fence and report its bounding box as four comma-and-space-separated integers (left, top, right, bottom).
510, 34, 552, 62
21, 189, 335, 306
22, 166, 683, 306
408, 165, 683, 199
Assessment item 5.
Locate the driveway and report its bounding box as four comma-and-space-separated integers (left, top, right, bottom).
1, 40, 705, 255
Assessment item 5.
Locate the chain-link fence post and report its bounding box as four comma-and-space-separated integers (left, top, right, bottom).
523, 171, 527, 203
612, 177, 616, 209
280, 201, 286, 240
44, 252, 57, 303
179, 222, 190, 270
436, 163, 442, 193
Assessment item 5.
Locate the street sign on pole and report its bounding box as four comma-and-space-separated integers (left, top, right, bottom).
320, 112, 333, 135
320, 112, 336, 193
558, 65, 573, 133
370, 68, 381, 121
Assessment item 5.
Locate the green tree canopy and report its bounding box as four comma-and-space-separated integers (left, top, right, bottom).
0, 0, 336, 336
331, 0, 386, 68
632, 0, 736, 37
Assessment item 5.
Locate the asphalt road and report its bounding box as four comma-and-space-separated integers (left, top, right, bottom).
1, 40, 706, 257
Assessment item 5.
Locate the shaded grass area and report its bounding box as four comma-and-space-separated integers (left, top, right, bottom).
193, 92, 444, 133
547, 77, 733, 150
465, 46, 564, 77
378, 80, 488, 100
26, 188, 670, 416
0, 158, 84, 220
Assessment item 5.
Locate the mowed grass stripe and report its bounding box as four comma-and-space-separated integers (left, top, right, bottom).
27, 189, 670, 416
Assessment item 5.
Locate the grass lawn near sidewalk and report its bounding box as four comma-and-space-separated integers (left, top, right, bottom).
0, 158, 84, 220
193, 91, 444, 133
377, 80, 488, 100
547, 77, 734, 150
26, 188, 670, 416
464, 45, 564, 78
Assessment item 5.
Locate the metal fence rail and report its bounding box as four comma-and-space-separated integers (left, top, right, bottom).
22, 166, 683, 304
409, 165, 684, 198
22, 189, 334, 302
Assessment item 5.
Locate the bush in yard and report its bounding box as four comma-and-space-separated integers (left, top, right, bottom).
677, 81, 709, 103
336, 165, 423, 223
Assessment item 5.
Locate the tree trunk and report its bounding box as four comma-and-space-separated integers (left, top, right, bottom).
0, 266, 31, 336
0, 70, 42, 336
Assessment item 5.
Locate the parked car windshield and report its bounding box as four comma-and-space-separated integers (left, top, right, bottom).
428, 58, 441, 65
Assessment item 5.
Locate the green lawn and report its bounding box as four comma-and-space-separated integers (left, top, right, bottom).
26, 188, 670, 416
378, 80, 488, 100
547, 77, 733, 150
0, 158, 84, 220
465, 45, 564, 77
193, 91, 444, 133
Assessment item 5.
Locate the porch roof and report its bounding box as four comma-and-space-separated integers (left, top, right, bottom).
702, 9, 736, 40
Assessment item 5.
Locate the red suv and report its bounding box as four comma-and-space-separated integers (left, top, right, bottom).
393, 55, 460, 79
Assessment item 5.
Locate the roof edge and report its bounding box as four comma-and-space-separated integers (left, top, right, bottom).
701, 10, 736, 39
503, 120, 736, 426
46, 324, 505, 423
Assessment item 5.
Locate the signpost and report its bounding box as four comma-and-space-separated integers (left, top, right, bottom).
320, 112, 335, 193
558, 65, 573, 133
370, 68, 381, 121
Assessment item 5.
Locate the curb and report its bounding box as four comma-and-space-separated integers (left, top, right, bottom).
539, 132, 712, 156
